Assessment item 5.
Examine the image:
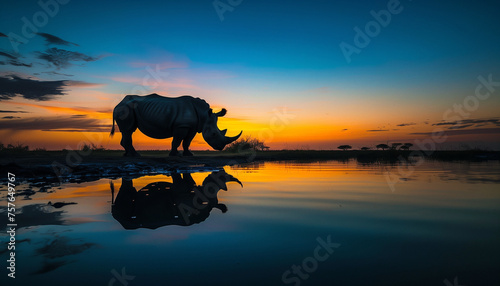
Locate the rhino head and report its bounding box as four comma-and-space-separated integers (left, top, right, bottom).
202, 108, 242, 151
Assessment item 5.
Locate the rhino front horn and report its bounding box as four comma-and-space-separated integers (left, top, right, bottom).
225, 131, 242, 144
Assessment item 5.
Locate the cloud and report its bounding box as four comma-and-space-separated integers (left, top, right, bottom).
41, 128, 110, 132
33, 260, 74, 275
36, 33, 78, 47
0, 75, 100, 101
432, 118, 500, 129
396, 122, 416, 127
36, 236, 95, 259
0, 60, 32, 67
448, 124, 474, 129
0, 115, 110, 132
36, 48, 99, 69
2, 101, 108, 114
366, 129, 389, 132
2, 116, 20, 119
0, 51, 16, 60
0, 75, 66, 101
38, 71, 74, 77
411, 128, 500, 136
0, 110, 29, 113
0, 32, 7, 37
65, 80, 104, 88
0, 51, 32, 67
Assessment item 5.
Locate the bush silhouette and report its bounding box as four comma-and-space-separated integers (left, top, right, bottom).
224, 136, 267, 152
376, 144, 389, 150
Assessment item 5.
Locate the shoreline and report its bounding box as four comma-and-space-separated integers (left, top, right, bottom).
1, 149, 498, 173
0, 149, 498, 194
2, 149, 499, 167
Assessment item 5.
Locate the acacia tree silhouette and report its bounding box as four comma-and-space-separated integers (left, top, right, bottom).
338, 145, 352, 151
376, 144, 389, 150
400, 143, 413, 150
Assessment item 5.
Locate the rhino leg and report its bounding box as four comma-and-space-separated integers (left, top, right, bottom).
182, 131, 196, 156
121, 132, 140, 157
170, 128, 187, 156
170, 128, 196, 156
114, 100, 140, 157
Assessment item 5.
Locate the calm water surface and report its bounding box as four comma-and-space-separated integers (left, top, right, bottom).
1, 160, 499, 286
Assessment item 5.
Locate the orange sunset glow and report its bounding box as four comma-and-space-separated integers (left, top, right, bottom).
1, 1, 499, 151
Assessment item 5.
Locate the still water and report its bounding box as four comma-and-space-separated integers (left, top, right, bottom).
1, 160, 499, 286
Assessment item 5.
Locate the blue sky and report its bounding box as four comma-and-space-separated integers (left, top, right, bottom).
1, 0, 499, 149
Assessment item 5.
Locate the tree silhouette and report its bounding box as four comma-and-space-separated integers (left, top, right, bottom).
391, 143, 402, 150
400, 143, 413, 150
337, 145, 352, 151
360, 147, 370, 151
376, 144, 389, 150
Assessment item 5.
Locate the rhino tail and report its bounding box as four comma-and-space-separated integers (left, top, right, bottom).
110, 114, 115, 137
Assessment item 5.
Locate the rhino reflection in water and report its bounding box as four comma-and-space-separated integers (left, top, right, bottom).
111, 170, 242, 229
110, 94, 242, 156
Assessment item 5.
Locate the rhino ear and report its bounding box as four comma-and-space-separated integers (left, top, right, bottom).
215, 108, 227, 117
208, 109, 213, 116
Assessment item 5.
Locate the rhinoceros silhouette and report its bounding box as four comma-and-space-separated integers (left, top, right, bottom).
110, 170, 242, 229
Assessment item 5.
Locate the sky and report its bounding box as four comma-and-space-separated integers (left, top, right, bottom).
1, 0, 499, 150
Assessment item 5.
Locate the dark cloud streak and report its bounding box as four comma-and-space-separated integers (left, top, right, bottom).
0, 110, 29, 113
411, 128, 500, 136
0, 51, 32, 67
40, 71, 74, 77
36, 48, 99, 69
0, 51, 17, 60
0, 75, 66, 101
0, 116, 110, 132
1, 60, 32, 67
0, 51, 32, 68
397, 122, 416, 127
0, 75, 99, 101
432, 119, 500, 128
36, 33, 79, 47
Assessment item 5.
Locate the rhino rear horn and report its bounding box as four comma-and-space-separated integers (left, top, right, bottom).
215, 108, 227, 117
225, 131, 242, 145
220, 129, 227, 136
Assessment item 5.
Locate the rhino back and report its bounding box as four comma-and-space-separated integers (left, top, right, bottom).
132, 94, 209, 138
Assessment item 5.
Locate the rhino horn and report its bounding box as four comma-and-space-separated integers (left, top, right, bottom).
229, 176, 243, 187
225, 130, 242, 145
220, 129, 227, 136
